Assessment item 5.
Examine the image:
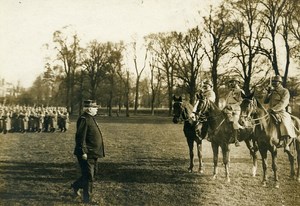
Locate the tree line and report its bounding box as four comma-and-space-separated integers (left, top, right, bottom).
12, 0, 300, 116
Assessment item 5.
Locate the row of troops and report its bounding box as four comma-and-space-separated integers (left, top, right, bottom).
0, 105, 69, 134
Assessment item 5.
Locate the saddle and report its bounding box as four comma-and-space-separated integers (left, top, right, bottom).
269, 111, 281, 125
269, 112, 285, 147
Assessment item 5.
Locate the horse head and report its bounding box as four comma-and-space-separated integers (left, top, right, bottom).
172, 95, 183, 124
172, 95, 195, 124
240, 92, 257, 127
195, 93, 210, 116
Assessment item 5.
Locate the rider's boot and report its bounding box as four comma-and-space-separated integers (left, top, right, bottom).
284, 136, 292, 152
234, 129, 240, 147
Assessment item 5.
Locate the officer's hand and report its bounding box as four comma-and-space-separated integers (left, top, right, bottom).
267, 86, 273, 94
190, 113, 197, 121
82, 153, 87, 160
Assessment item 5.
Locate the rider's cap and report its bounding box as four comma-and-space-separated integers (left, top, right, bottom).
203, 79, 213, 87
228, 76, 240, 83
83, 100, 98, 108
272, 75, 282, 82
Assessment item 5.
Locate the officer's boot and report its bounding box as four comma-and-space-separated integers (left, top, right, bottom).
234, 129, 240, 147
284, 136, 292, 152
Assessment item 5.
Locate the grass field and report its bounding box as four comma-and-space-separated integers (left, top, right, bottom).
0, 115, 300, 206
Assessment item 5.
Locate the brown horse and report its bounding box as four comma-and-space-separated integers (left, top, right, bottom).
194, 93, 257, 182
172, 95, 204, 173
240, 93, 300, 188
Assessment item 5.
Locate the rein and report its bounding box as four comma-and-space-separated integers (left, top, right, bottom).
196, 97, 226, 130
174, 100, 193, 122
241, 98, 269, 127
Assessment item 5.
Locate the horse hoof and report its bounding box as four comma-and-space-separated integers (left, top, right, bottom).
227, 178, 230, 183
262, 182, 267, 187
212, 175, 217, 180
188, 169, 193, 173
199, 169, 204, 174
275, 184, 279, 189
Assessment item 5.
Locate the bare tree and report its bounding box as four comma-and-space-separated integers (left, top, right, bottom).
288, 0, 300, 77
145, 32, 177, 116
257, 0, 288, 76
116, 68, 131, 117
173, 27, 204, 104
227, 0, 269, 94
82, 40, 109, 99
53, 29, 81, 114
149, 54, 162, 115
203, 5, 236, 104
106, 42, 124, 117
132, 41, 148, 115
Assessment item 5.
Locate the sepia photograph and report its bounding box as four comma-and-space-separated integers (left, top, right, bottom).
0, 0, 300, 205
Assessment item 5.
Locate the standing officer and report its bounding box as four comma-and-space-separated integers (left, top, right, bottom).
71, 100, 105, 204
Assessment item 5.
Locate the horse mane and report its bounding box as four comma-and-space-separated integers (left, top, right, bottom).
253, 97, 268, 115
210, 100, 222, 112
181, 101, 194, 115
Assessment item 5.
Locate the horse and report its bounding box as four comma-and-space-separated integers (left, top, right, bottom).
194, 93, 257, 182
172, 95, 204, 173
239, 92, 300, 188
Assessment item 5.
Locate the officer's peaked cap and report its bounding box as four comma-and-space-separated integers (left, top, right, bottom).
272, 75, 282, 82
83, 100, 98, 108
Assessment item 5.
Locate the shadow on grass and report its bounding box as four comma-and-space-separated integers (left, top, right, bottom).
0, 158, 202, 203
95, 115, 174, 124
98, 158, 203, 184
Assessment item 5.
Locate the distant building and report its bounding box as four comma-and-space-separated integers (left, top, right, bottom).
0, 78, 21, 98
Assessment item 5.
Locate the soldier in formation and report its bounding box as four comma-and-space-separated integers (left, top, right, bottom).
0, 105, 69, 134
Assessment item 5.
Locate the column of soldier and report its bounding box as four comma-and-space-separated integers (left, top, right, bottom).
0, 105, 69, 134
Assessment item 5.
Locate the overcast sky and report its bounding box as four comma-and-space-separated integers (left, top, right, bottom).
0, 0, 221, 88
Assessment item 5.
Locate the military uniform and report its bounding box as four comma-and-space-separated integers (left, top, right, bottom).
192, 80, 216, 141
264, 78, 296, 144
224, 87, 244, 128
72, 100, 105, 204
224, 77, 245, 146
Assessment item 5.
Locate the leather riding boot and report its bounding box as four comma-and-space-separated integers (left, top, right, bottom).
70, 183, 81, 197
234, 129, 240, 147
284, 136, 292, 152
83, 182, 94, 203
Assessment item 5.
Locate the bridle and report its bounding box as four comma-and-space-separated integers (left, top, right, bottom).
240, 98, 269, 127
173, 100, 189, 123
195, 96, 226, 132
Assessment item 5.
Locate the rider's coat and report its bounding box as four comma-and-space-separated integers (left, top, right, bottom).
264, 84, 296, 138
224, 87, 244, 129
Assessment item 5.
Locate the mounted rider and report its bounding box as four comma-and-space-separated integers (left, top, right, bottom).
264, 75, 295, 152
224, 76, 245, 147
192, 79, 216, 140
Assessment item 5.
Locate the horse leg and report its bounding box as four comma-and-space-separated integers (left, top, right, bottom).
286, 142, 296, 179
245, 139, 258, 177
211, 142, 219, 180
259, 147, 268, 187
196, 142, 203, 173
271, 148, 279, 188
187, 139, 194, 172
297, 141, 300, 182
252, 152, 258, 177
222, 144, 230, 182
